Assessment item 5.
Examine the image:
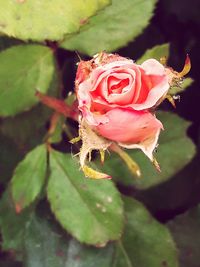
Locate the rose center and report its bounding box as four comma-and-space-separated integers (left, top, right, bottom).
108, 76, 129, 95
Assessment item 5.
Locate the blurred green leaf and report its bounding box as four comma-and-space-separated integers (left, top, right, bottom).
0, 190, 30, 252
101, 112, 196, 189
0, 45, 55, 117
0, 191, 114, 267
47, 151, 124, 245
49, 115, 66, 144
112, 197, 179, 267
168, 205, 200, 267
0, 190, 179, 267
61, 0, 158, 56
169, 77, 194, 95
134, 157, 200, 217
23, 212, 69, 267
63, 239, 114, 267
137, 43, 170, 64
0, 188, 115, 267
0, 0, 110, 41
25, 216, 113, 267
11, 145, 47, 211
0, 191, 69, 266
55, 197, 179, 267
0, 133, 24, 184
0, 104, 52, 151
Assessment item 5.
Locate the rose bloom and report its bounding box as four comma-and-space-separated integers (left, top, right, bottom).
75, 53, 170, 161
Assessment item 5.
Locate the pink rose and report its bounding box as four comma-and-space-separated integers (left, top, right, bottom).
75, 53, 170, 160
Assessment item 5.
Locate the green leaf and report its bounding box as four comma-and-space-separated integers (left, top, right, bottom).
168, 205, 200, 267
64, 239, 114, 267
112, 197, 179, 267
0, 190, 179, 267
0, 190, 30, 252
0, 104, 52, 151
47, 150, 124, 245
57, 197, 179, 267
169, 77, 194, 95
0, 191, 69, 266
101, 112, 196, 189
0, 0, 110, 41
61, 0, 158, 56
137, 43, 170, 64
0, 45, 55, 117
23, 212, 69, 267
0, 192, 113, 267
49, 115, 66, 144
33, 217, 109, 267
11, 145, 47, 211
0, 70, 58, 150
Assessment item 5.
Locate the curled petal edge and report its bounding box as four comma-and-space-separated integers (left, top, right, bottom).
119, 125, 161, 161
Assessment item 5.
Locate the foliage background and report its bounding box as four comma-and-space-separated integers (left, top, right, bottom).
0, 0, 200, 266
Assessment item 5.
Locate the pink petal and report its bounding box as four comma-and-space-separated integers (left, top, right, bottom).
141, 59, 165, 75
130, 60, 170, 109
131, 75, 169, 110
96, 108, 163, 160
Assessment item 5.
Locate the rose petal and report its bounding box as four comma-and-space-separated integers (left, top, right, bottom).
124, 59, 169, 109
89, 61, 136, 93
131, 75, 169, 110
106, 72, 135, 104
101, 60, 134, 70
91, 66, 142, 106
96, 108, 163, 160
141, 59, 165, 75
80, 105, 109, 126
76, 60, 92, 86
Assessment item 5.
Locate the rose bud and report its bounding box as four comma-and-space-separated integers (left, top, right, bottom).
74, 52, 172, 178
36, 52, 190, 179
